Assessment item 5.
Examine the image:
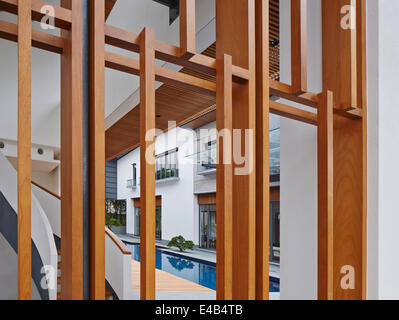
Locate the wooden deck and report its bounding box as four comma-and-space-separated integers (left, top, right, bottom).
131, 261, 214, 293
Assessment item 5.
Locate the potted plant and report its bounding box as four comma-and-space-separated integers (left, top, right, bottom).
167, 235, 194, 252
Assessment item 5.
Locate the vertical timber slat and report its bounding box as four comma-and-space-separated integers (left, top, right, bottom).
322, 0, 357, 110
89, 0, 105, 300
179, 0, 196, 58
216, 54, 233, 300
356, 0, 367, 300
255, 0, 270, 300
291, 0, 307, 93
17, 0, 32, 300
216, 0, 256, 300
322, 0, 366, 299
317, 91, 334, 300
60, 0, 84, 300
140, 27, 156, 301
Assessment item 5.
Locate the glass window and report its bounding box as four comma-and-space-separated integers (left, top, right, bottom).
270, 201, 280, 263
199, 204, 216, 250
134, 206, 162, 241
132, 163, 137, 186
134, 206, 140, 236
156, 206, 162, 240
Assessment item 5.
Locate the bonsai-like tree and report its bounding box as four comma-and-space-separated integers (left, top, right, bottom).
167, 235, 194, 252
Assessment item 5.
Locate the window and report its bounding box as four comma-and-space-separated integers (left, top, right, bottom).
127, 163, 137, 188
270, 201, 280, 263
199, 204, 216, 250
133, 206, 162, 240
155, 148, 179, 181
134, 206, 140, 236
132, 163, 137, 184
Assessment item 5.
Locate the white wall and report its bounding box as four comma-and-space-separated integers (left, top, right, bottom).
117, 127, 197, 243
366, 0, 399, 300
0, 0, 61, 148
0, 0, 61, 195
279, 0, 320, 300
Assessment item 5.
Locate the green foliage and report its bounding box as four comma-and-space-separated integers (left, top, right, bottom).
167, 235, 194, 252
105, 199, 126, 227
105, 212, 123, 228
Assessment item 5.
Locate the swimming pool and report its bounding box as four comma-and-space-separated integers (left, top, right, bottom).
123, 242, 280, 292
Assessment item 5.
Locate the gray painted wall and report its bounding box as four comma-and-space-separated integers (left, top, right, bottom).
106, 159, 118, 200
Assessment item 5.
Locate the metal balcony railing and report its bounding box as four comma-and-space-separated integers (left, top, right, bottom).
155, 165, 179, 181
126, 178, 137, 188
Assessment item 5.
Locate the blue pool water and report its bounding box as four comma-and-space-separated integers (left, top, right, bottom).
124, 242, 280, 292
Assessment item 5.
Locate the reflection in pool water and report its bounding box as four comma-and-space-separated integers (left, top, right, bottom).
124, 242, 280, 292
167, 256, 195, 271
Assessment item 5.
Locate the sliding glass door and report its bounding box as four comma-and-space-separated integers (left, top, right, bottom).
155, 206, 162, 240
134, 206, 162, 241
199, 204, 216, 250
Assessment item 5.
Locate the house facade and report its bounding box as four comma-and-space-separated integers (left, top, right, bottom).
116, 115, 282, 263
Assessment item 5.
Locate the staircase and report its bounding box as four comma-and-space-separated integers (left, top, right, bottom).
56, 249, 115, 300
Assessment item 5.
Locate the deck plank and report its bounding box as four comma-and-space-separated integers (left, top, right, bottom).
131, 261, 213, 293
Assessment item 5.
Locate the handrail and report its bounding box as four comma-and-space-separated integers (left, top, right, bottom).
31, 180, 131, 255
105, 227, 131, 255
31, 181, 61, 200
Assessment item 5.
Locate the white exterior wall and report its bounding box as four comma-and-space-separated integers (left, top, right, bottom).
117, 128, 197, 244
279, 0, 320, 300
367, 0, 399, 300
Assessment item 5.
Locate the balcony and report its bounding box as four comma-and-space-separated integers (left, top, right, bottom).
155, 148, 179, 183
126, 179, 137, 189
155, 166, 179, 183
197, 142, 217, 175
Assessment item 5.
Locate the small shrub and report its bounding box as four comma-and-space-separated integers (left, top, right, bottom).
105, 212, 123, 228
167, 235, 194, 252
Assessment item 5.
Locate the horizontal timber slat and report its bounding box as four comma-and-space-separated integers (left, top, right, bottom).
0, 0, 72, 29
104, 24, 249, 82
0, 19, 64, 53
270, 100, 317, 125
105, 51, 216, 96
